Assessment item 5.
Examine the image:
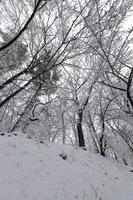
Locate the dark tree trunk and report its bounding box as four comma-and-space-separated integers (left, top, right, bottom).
99, 115, 107, 157
77, 109, 86, 148
99, 134, 106, 156
127, 67, 133, 108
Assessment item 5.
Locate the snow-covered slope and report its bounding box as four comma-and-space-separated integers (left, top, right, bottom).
0, 133, 133, 200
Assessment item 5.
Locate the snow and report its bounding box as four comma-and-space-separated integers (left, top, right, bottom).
0, 133, 133, 200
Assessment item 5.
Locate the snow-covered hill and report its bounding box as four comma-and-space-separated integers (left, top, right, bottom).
0, 133, 133, 200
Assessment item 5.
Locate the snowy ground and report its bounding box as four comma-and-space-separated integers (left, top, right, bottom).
0, 133, 133, 200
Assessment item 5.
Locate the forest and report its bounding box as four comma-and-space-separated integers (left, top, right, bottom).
0, 0, 133, 167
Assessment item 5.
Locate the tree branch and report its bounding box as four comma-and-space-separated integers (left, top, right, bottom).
0, 0, 44, 51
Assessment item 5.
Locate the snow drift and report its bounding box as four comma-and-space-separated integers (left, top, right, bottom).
0, 133, 133, 200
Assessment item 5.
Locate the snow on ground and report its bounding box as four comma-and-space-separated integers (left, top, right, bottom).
0, 133, 133, 200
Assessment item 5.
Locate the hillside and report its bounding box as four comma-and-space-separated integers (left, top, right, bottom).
0, 133, 133, 200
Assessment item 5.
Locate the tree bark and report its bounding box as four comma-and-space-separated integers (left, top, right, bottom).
77, 109, 86, 148
127, 67, 133, 108
99, 115, 107, 157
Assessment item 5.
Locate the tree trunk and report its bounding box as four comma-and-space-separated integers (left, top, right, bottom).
99, 115, 107, 156
77, 109, 86, 148
127, 67, 133, 108
61, 113, 66, 144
